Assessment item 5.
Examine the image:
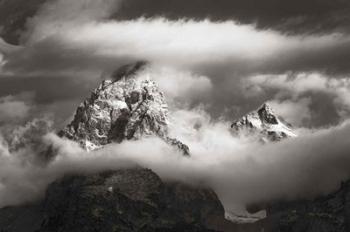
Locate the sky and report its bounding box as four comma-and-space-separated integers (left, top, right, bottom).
1, 0, 350, 215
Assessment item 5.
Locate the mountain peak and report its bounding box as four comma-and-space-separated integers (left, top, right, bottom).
257, 103, 279, 125
59, 62, 189, 155
231, 102, 296, 142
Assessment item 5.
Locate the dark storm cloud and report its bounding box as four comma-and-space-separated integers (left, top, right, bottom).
115, 0, 350, 34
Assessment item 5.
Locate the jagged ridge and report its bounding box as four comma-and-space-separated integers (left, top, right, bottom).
59, 62, 189, 155
231, 103, 297, 142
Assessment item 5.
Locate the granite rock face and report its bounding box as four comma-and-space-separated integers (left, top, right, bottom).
231, 103, 297, 142
59, 62, 189, 155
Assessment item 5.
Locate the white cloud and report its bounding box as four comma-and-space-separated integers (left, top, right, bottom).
246, 72, 350, 125
268, 98, 312, 126
23, 0, 122, 43
138, 65, 213, 104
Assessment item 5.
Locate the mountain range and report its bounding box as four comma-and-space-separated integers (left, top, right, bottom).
0, 62, 348, 232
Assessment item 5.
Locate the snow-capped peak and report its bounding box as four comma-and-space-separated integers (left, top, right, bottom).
231, 103, 297, 142
59, 62, 189, 155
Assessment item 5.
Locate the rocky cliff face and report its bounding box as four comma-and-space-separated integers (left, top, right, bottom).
59, 62, 189, 155
231, 103, 297, 142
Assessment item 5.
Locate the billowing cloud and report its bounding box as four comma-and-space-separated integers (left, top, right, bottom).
2, 13, 350, 129
244, 73, 350, 127
1, 110, 350, 218
6, 18, 350, 76
0, 0, 350, 131
268, 98, 312, 127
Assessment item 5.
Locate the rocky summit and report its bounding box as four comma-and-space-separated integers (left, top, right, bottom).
231, 103, 297, 142
59, 62, 189, 155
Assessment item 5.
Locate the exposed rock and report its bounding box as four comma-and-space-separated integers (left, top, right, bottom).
231, 103, 297, 142
0, 168, 231, 232
59, 62, 189, 155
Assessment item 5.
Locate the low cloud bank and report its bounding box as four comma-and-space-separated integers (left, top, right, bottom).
1, 113, 350, 215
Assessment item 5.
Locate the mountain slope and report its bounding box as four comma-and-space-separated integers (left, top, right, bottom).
0, 168, 232, 232
231, 103, 297, 142
40, 168, 228, 232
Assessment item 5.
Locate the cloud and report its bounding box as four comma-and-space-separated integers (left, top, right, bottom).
0, 92, 34, 123
137, 65, 213, 106
0, 0, 349, 130
5, 17, 350, 76
1, 112, 350, 218
3, 16, 350, 128
268, 98, 312, 127
22, 0, 121, 43
245, 73, 350, 126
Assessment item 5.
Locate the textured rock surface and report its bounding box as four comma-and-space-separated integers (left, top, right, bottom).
231, 103, 297, 142
263, 182, 350, 232
40, 168, 226, 232
59, 62, 189, 155
0, 168, 232, 232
